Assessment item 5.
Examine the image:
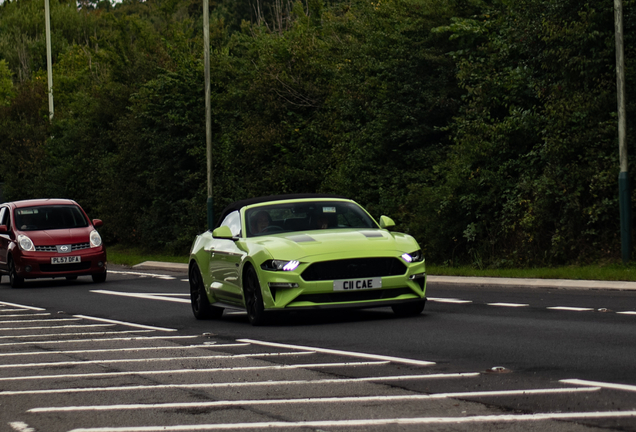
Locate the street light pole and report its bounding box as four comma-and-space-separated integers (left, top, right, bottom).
615, 0, 631, 263
44, 0, 54, 120
203, 0, 213, 230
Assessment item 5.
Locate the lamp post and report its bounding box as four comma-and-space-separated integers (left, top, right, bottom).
615, 0, 630, 263
44, 0, 54, 120
203, 0, 213, 229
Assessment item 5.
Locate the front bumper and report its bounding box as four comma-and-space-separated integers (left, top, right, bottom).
13, 248, 107, 279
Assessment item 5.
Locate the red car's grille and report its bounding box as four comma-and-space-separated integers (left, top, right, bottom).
301, 258, 407, 282
39, 262, 92, 272
35, 243, 90, 252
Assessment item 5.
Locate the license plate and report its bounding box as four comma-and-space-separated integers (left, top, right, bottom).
333, 277, 382, 291
51, 256, 81, 264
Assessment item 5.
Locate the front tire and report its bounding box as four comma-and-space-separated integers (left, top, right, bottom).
392, 300, 426, 317
244, 266, 267, 326
92, 271, 107, 283
190, 263, 223, 320
9, 258, 24, 288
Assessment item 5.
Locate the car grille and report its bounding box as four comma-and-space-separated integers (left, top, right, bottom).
293, 287, 413, 304
39, 262, 92, 273
35, 243, 91, 252
301, 258, 407, 282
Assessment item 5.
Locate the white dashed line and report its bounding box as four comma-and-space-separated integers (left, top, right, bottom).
240, 339, 435, 366
428, 297, 473, 304
561, 379, 636, 393
90, 290, 189, 304
28, 387, 600, 413
546, 306, 595, 312
486, 303, 529, 307
0, 301, 45, 311
74, 315, 178, 331
65, 410, 636, 431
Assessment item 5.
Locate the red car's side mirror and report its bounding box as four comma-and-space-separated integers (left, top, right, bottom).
0, 225, 7, 234
92, 219, 103, 228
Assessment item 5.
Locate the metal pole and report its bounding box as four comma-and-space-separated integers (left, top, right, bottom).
44, 0, 54, 120
203, 0, 213, 229
615, 0, 631, 263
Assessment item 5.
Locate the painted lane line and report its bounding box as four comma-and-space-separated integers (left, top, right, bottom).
547, 306, 594, 312
66, 410, 636, 432
561, 378, 636, 392
617, 311, 636, 315
0, 324, 113, 331
74, 315, 177, 332
0, 330, 155, 340
1, 371, 477, 395
0, 343, 250, 358
0, 351, 314, 370
0, 301, 45, 311
0, 318, 79, 324
0, 362, 389, 384
140, 293, 188, 297
108, 270, 176, 280
0, 334, 197, 348
0, 313, 51, 318
90, 290, 189, 304
29, 387, 601, 413
486, 303, 529, 307
239, 339, 435, 367
8, 422, 35, 432
427, 297, 473, 304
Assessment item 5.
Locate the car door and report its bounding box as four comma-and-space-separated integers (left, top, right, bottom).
208, 211, 245, 305
0, 206, 10, 271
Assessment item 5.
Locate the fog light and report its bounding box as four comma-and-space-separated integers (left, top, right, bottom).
97, 261, 104, 268
25, 265, 32, 273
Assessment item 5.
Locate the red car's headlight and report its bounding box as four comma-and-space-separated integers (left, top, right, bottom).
18, 235, 35, 252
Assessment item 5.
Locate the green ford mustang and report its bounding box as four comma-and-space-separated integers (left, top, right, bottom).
188, 194, 426, 325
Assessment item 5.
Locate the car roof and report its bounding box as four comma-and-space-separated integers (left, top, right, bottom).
217, 193, 347, 227
6, 199, 79, 208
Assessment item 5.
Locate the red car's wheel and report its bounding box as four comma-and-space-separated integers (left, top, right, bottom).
9, 258, 24, 288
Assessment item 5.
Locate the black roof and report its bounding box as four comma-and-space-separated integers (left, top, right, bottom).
216, 193, 347, 227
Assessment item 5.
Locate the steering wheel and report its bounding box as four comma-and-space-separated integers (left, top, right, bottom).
261, 225, 283, 233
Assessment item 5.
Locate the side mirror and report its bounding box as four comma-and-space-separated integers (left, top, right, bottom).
92, 219, 103, 228
212, 225, 236, 240
379, 216, 395, 230
0, 225, 7, 234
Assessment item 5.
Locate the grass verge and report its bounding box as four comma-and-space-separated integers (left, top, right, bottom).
107, 245, 188, 267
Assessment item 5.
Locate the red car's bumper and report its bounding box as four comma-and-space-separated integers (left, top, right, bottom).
12, 247, 107, 279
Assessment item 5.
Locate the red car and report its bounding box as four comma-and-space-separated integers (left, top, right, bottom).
0, 199, 107, 287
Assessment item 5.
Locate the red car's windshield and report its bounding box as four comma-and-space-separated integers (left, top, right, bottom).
14, 205, 89, 231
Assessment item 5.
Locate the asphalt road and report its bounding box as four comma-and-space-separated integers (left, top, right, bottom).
0, 265, 635, 431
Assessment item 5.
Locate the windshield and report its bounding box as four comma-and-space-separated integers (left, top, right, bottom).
15, 205, 89, 231
246, 201, 377, 237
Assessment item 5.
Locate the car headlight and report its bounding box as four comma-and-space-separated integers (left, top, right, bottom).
18, 235, 35, 252
401, 250, 424, 263
90, 230, 102, 248
261, 260, 300, 271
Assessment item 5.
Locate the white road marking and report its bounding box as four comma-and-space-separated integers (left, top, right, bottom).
0, 334, 196, 348
547, 306, 594, 312
486, 303, 529, 307
0, 313, 50, 318
0, 324, 112, 331
0, 301, 45, 311
1, 371, 477, 394
65, 410, 636, 431
239, 338, 436, 366
561, 378, 636, 392
0, 351, 314, 370
0, 362, 389, 384
109, 270, 176, 280
8, 422, 35, 432
0, 318, 79, 324
0, 330, 154, 340
29, 387, 600, 413
617, 311, 636, 315
428, 297, 473, 304
90, 290, 189, 304
74, 315, 177, 331
0, 343, 250, 358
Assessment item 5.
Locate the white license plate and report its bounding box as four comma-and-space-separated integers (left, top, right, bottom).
51, 256, 81, 264
333, 277, 382, 291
